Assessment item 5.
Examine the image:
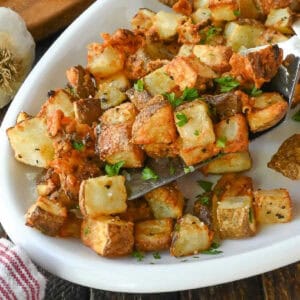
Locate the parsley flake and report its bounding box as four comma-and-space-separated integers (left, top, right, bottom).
184, 166, 195, 174
202, 242, 223, 255
248, 86, 263, 97
105, 161, 125, 176
194, 130, 200, 136
214, 76, 240, 92
84, 227, 90, 236
142, 167, 159, 181
292, 110, 300, 122
197, 180, 213, 192
176, 113, 188, 127
233, 10, 240, 17
198, 195, 210, 206
72, 140, 84, 151
182, 87, 199, 101
249, 207, 254, 223
216, 137, 227, 148
134, 79, 144, 92
200, 26, 222, 44
153, 252, 161, 259
169, 162, 176, 176
132, 250, 145, 261
163, 92, 183, 107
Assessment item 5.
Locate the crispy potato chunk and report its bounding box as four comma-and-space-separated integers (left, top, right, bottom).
193, 0, 209, 9
38, 89, 74, 119
145, 183, 185, 219
26, 196, 67, 236
191, 8, 211, 24
59, 212, 82, 238
132, 98, 177, 145
230, 45, 283, 88
135, 218, 174, 251
201, 151, 252, 175
255, 0, 292, 14
256, 28, 288, 46
74, 98, 102, 125
193, 45, 233, 73
87, 44, 124, 78
79, 175, 127, 217
246, 92, 288, 132
152, 11, 186, 40
119, 199, 153, 222
131, 8, 155, 31
7, 117, 54, 168
224, 21, 265, 51
143, 142, 179, 158
126, 88, 152, 111
193, 196, 213, 229
177, 20, 201, 44
268, 134, 300, 180
217, 195, 256, 239
165, 56, 217, 91
16, 111, 31, 123
265, 7, 294, 34
254, 189, 292, 223
209, 0, 239, 21
143, 66, 176, 96
214, 114, 249, 153
238, 0, 261, 18
170, 214, 213, 257
81, 216, 134, 257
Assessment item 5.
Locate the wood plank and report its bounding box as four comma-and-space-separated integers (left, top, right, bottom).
1, 0, 95, 41
262, 262, 300, 300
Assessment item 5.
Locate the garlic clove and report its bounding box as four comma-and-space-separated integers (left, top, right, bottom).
0, 7, 35, 108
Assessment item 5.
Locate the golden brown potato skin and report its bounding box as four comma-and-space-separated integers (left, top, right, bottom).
268, 134, 300, 180
135, 218, 174, 251
81, 216, 134, 257
119, 199, 154, 222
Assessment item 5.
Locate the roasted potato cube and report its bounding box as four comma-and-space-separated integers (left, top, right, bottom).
143, 142, 179, 158
177, 20, 201, 44
238, 0, 261, 18
74, 98, 101, 125
256, 28, 288, 46
87, 44, 124, 78
145, 183, 184, 219
7, 117, 54, 168
100, 102, 137, 126
135, 218, 174, 251
26, 196, 67, 236
143, 66, 176, 96
178, 44, 193, 56
268, 134, 300, 180
152, 11, 186, 40
38, 89, 74, 119
16, 111, 31, 123
201, 151, 252, 175
131, 8, 155, 31
126, 88, 152, 111
175, 100, 218, 165
265, 7, 294, 34
192, 8, 211, 24
66, 65, 95, 99
79, 175, 127, 217
98, 123, 145, 168
209, 0, 239, 21
224, 21, 265, 51
217, 196, 256, 239
170, 214, 213, 257
81, 216, 134, 257
165, 56, 217, 91
254, 189, 292, 223
119, 199, 153, 222
247, 92, 288, 132
193, 195, 213, 229
230, 45, 283, 88
194, 0, 209, 9
59, 212, 82, 238
255, 0, 292, 15
214, 114, 249, 153
193, 45, 233, 73
132, 98, 177, 145
96, 85, 127, 111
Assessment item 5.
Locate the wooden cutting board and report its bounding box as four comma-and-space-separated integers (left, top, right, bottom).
2, 0, 95, 41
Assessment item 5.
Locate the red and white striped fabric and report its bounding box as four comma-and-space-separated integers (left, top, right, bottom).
0, 238, 46, 300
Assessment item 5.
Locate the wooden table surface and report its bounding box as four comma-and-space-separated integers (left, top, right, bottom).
0, 26, 299, 300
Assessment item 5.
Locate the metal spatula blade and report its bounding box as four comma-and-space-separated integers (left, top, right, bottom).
125, 55, 300, 200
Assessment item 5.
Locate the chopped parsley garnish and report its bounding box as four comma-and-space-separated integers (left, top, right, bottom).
84, 227, 90, 236
132, 250, 145, 261
197, 180, 213, 192
169, 162, 176, 176
198, 195, 210, 206
164, 87, 199, 108
176, 113, 188, 127
292, 110, 300, 122
216, 136, 227, 148
142, 167, 159, 180
202, 242, 223, 255
214, 76, 240, 93
72, 140, 84, 151
194, 130, 200, 136
184, 166, 195, 174
200, 26, 222, 44
153, 252, 161, 259
105, 161, 125, 176
249, 207, 254, 223
248, 86, 263, 97
134, 79, 144, 92
233, 10, 240, 17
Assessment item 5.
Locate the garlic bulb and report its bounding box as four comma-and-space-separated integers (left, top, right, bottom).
0, 8, 35, 108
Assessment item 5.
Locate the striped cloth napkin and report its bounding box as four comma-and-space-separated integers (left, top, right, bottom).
0, 238, 46, 300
